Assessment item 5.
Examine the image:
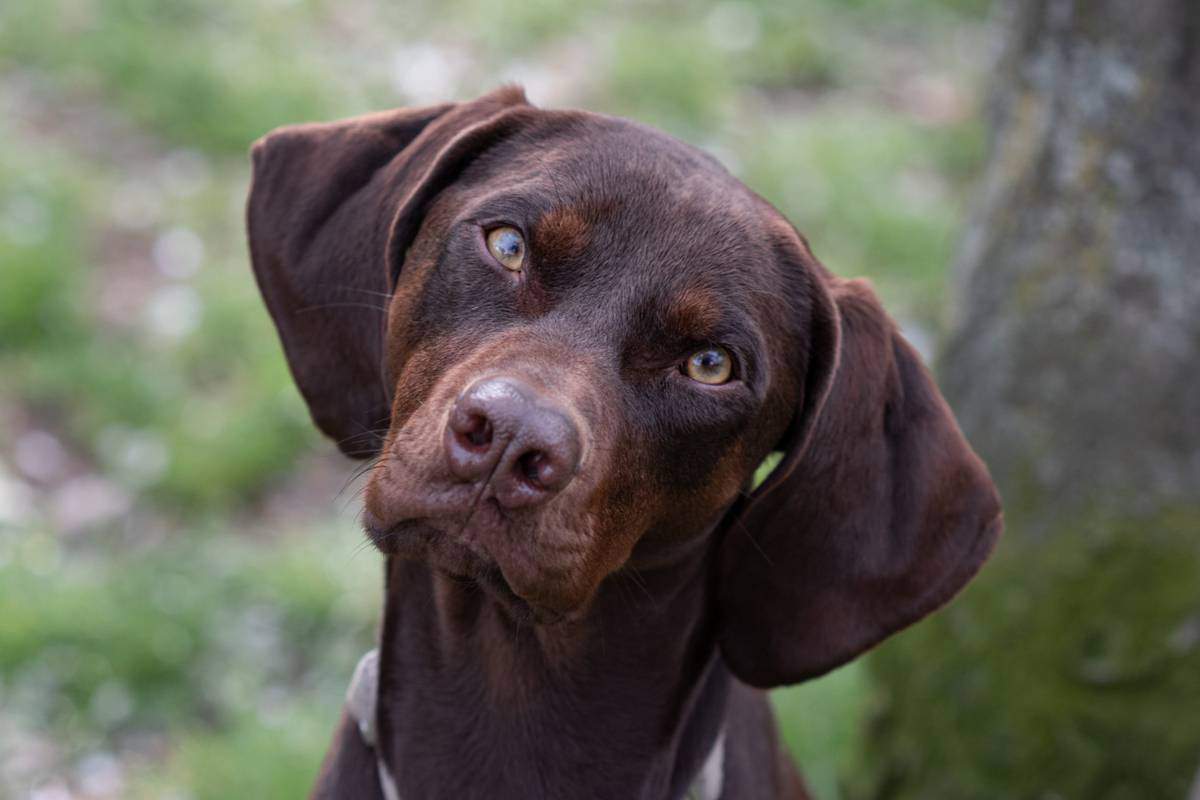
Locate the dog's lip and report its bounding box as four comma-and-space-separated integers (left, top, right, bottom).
361, 511, 565, 623
362, 511, 482, 569
360, 509, 423, 554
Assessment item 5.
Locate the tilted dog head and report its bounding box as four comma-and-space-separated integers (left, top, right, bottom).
247, 87, 1001, 687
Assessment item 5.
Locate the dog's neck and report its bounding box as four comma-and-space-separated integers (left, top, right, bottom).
375, 543, 729, 799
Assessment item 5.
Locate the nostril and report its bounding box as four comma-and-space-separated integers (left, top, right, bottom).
459, 414, 493, 450
445, 407, 500, 482
517, 450, 547, 486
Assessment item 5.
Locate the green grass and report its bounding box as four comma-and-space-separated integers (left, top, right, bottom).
0, 0, 350, 153
738, 109, 981, 322
133, 709, 336, 799
0, 517, 378, 794
0, 140, 317, 510
0, 137, 88, 353
775, 665, 872, 800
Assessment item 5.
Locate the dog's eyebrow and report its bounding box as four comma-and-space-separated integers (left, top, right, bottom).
666, 287, 724, 335
534, 206, 590, 260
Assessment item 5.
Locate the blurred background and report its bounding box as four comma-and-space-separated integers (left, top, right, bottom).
1, 0, 1196, 797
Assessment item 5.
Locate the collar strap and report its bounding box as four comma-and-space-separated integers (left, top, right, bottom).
345, 648, 725, 800
345, 650, 401, 800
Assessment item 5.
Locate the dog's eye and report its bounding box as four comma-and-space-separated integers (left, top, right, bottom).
486, 226, 525, 271
684, 347, 733, 385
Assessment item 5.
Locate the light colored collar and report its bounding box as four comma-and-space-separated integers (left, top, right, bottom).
345, 649, 725, 800
345, 649, 401, 800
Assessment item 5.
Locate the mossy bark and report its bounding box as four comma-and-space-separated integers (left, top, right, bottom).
857, 1, 1200, 797
942, 0, 1200, 521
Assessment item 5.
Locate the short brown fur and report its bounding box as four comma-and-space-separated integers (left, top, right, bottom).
246, 87, 1002, 800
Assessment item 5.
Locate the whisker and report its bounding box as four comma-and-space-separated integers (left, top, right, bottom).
315, 284, 396, 301
731, 514, 773, 566
295, 301, 390, 315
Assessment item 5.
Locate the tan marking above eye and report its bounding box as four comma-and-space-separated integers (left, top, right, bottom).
486, 226, 526, 271
536, 207, 590, 260
684, 347, 733, 385
668, 288, 721, 332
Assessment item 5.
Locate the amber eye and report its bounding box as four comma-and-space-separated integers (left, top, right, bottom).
684, 347, 733, 385
485, 226, 526, 271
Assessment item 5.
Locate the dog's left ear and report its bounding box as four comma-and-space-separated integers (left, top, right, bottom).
247, 87, 530, 457
717, 229, 1002, 688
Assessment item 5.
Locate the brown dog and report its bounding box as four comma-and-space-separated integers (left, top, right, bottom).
247, 86, 1002, 800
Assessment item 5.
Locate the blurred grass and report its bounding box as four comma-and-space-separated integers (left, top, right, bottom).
774, 665, 873, 800
0, 518, 378, 797
0, 0, 991, 795
0, 0, 347, 154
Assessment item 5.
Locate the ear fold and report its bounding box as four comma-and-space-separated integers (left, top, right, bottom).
246, 87, 530, 457
718, 262, 1002, 688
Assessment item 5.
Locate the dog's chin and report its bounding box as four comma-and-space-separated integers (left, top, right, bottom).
361, 514, 575, 626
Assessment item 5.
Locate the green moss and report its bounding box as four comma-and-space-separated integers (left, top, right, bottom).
855, 507, 1200, 800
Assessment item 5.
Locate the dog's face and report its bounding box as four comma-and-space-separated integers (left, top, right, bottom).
363, 118, 805, 621
249, 88, 1001, 685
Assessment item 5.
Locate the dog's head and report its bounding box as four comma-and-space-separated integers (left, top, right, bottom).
248, 87, 1001, 686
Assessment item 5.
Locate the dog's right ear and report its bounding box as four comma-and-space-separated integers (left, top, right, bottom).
716, 227, 1002, 688
247, 87, 530, 457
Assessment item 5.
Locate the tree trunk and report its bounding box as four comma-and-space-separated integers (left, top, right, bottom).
855, 2, 1200, 797
943, 0, 1200, 525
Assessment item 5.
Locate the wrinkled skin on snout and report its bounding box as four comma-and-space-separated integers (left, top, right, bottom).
363, 120, 801, 623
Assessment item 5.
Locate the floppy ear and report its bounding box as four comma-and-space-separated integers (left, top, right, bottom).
717, 241, 1003, 688
246, 87, 530, 457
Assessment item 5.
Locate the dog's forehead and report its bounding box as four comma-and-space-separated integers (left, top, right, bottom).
462, 111, 777, 296
536, 112, 757, 220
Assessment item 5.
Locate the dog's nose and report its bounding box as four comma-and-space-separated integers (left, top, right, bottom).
444, 377, 581, 508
